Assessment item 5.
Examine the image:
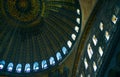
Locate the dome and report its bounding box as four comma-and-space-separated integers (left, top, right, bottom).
0, 0, 81, 74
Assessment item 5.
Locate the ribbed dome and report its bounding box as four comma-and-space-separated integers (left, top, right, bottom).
0, 0, 81, 74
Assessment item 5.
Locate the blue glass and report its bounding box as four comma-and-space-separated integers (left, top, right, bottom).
62, 47, 68, 55
49, 57, 55, 65
7, 63, 14, 72
0, 60, 5, 70
42, 60, 47, 69
16, 64, 22, 73
56, 52, 62, 61
33, 62, 39, 71
25, 63, 30, 73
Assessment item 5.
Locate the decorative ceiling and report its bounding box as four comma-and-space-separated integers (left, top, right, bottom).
0, 0, 81, 74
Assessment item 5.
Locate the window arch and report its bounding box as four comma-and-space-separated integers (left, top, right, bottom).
76, 18, 81, 24
87, 43, 93, 59
56, 52, 62, 61
92, 35, 98, 46
105, 31, 110, 41
75, 26, 80, 33
0, 60, 5, 70
42, 60, 48, 69
67, 40, 72, 48
25, 63, 30, 73
98, 46, 103, 57
77, 9, 80, 15
99, 22, 104, 31
112, 15, 118, 24
71, 34, 76, 41
62, 47, 68, 55
49, 57, 55, 66
33, 62, 39, 71
7, 63, 14, 72
16, 64, 22, 73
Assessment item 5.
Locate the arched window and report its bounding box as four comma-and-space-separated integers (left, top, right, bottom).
62, 47, 68, 55
25, 63, 30, 73
75, 26, 79, 33
16, 64, 22, 73
84, 58, 88, 70
7, 63, 14, 72
77, 9, 80, 15
105, 31, 110, 41
99, 22, 104, 31
112, 15, 118, 24
92, 35, 98, 46
42, 60, 47, 69
33, 62, 39, 71
0, 60, 5, 70
93, 61, 97, 72
49, 57, 55, 65
98, 46, 103, 57
67, 40, 72, 48
76, 18, 81, 24
87, 43, 93, 59
56, 52, 62, 61
71, 34, 76, 41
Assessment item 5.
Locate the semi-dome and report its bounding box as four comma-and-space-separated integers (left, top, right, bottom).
0, 0, 81, 74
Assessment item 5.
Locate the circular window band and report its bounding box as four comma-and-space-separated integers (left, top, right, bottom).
0, 0, 82, 74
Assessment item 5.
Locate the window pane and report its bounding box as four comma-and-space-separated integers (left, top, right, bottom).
56, 52, 62, 61
25, 63, 30, 73
49, 57, 55, 65
67, 40, 72, 48
7, 63, 14, 72
84, 58, 88, 69
16, 64, 22, 73
33, 62, 39, 71
62, 46, 68, 55
71, 34, 76, 41
112, 15, 118, 24
0, 60, 5, 70
87, 44, 93, 59
42, 60, 47, 69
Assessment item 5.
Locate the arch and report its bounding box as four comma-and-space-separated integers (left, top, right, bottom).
7, 63, 14, 72
0, 60, 5, 70
33, 62, 39, 71
49, 57, 55, 66
25, 63, 30, 73
62, 47, 68, 55
42, 60, 47, 69
56, 52, 62, 61
16, 64, 22, 73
